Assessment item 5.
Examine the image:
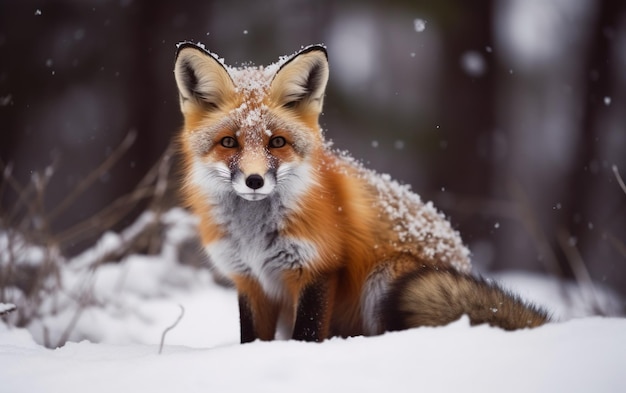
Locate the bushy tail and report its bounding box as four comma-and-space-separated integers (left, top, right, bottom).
382, 267, 549, 331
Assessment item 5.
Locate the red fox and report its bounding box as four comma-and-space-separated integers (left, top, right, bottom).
173, 43, 548, 343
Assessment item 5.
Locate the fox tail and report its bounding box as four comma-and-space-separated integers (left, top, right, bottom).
382, 267, 549, 331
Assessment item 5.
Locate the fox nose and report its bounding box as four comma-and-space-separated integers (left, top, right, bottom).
245, 174, 264, 190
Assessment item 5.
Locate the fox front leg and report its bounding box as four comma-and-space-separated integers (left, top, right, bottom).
292, 274, 338, 342
238, 294, 256, 344
233, 276, 280, 343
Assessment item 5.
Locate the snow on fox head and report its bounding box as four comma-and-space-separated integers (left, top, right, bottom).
174, 43, 329, 202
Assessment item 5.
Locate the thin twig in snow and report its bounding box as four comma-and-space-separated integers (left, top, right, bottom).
55, 297, 89, 348
159, 304, 185, 355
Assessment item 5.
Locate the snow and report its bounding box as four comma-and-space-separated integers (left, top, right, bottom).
413, 18, 427, 33
1, 312, 624, 392
1, 240, 624, 393
328, 15, 378, 90
348, 155, 472, 272
460, 50, 488, 77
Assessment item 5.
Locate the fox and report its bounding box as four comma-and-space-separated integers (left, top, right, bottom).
173, 42, 548, 343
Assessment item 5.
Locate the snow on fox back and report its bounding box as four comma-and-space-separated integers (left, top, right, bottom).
334, 151, 471, 274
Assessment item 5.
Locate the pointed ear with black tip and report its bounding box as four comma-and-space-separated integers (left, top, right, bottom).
270, 45, 329, 118
174, 43, 236, 115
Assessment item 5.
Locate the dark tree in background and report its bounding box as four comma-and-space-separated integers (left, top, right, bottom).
574, 0, 626, 289
489, 0, 626, 293
0, 0, 624, 305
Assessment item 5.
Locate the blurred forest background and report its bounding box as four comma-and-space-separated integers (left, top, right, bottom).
1, 0, 625, 311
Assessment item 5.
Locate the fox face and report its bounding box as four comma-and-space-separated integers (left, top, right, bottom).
174, 43, 329, 203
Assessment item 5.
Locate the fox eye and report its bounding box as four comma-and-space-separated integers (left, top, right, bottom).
220, 136, 238, 148
269, 136, 286, 148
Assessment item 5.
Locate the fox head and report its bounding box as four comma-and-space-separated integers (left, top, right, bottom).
174, 43, 329, 203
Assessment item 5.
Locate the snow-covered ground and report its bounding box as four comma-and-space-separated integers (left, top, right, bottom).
1, 215, 625, 393
2, 313, 625, 393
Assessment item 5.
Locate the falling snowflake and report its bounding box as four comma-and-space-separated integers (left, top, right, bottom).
413, 18, 427, 33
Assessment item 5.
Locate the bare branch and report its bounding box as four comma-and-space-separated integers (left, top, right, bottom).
0, 135, 185, 347
46, 130, 137, 223
508, 181, 564, 277
0, 159, 12, 206
67, 210, 158, 270
0, 303, 17, 316
2, 162, 38, 229
55, 140, 175, 249
55, 185, 157, 246
152, 143, 175, 207
606, 231, 626, 259
557, 229, 606, 316
55, 296, 89, 348
146, 142, 176, 254
159, 304, 185, 354
612, 165, 626, 196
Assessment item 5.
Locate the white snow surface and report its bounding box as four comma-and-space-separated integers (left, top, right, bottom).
1, 225, 625, 392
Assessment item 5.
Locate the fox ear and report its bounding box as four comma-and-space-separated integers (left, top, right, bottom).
270, 45, 329, 117
174, 43, 235, 114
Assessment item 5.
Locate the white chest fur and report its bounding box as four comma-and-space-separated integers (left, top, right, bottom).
205, 195, 317, 300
